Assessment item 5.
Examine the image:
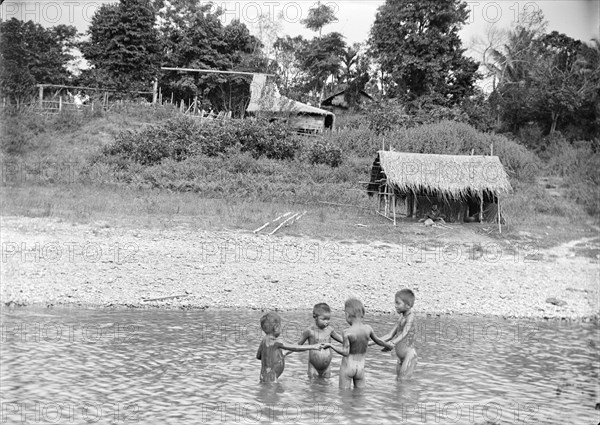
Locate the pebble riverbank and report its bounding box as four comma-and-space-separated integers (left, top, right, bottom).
1, 216, 598, 321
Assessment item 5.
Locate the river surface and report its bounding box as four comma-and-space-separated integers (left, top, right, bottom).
1, 308, 598, 424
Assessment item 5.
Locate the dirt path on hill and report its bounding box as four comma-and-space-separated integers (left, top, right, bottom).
1, 216, 598, 320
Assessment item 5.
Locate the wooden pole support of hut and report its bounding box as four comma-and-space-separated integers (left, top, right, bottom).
479, 191, 484, 222
384, 184, 389, 217
59, 96, 62, 111
498, 197, 501, 233
392, 192, 396, 226
412, 192, 417, 218
152, 80, 158, 104
39, 85, 44, 107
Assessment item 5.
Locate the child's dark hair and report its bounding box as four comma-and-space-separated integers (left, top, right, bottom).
344, 298, 365, 318
396, 289, 415, 307
313, 303, 331, 317
260, 312, 281, 334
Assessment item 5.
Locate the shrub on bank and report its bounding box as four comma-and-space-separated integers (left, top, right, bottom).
305, 138, 343, 167
97, 152, 363, 204
545, 139, 600, 215
103, 116, 301, 165
325, 120, 540, 181
384, 120, 540, 181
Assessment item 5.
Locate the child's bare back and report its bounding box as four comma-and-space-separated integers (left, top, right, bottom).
327, 299, 393, 388
257, 335, 286, 382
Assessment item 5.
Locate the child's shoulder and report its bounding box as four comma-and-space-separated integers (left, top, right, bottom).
263, 335, 284, 347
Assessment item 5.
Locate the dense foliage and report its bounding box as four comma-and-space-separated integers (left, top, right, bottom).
483, 12, 600, 140
369, 0, 479, 103
79, 0, 161, 91
103, 117, 302, 165
0, 19, 77, 104
156, 1, 268, 115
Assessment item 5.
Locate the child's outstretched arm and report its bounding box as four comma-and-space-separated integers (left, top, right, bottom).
330, 329, 343, 344
326, 332, 350, 357
368, 321, 399, 346
390, 313, 415, 345
369, 327, 395, 351
379, 321, 400, 342
279, 339, 321, 352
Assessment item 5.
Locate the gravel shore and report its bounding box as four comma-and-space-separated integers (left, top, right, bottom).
1, 216, 598, 320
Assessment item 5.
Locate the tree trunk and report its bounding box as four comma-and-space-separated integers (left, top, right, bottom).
550, 112, 559, 134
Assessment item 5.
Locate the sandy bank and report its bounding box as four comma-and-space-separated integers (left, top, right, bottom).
1, 216, 598, 320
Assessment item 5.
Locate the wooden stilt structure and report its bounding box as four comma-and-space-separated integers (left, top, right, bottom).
479, 191, 484, 222
412, 192, 417, 218
392, 191, 396, 226
498, 197, 502, 233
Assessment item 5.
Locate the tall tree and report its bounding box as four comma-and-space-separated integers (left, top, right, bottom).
0, 19, 77, 104
528, 32, 599, 135
489, 11, 600, 138
337, 43, 371, 109
369, 0, 479, 103
300, 3, 345, 105
250, 13, 282, 60
300, 2, 337, 38
300, 32, 346, 104
80, 0, 161, 92
272, 35, 309, 100
156, 1, 265, 114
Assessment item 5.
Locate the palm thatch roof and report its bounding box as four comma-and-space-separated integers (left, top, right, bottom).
247, 74, 333, 116
375, 151, 512, 198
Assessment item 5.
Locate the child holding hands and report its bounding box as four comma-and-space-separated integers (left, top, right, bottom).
257, 311, 323, 383
380, 289, 418, 379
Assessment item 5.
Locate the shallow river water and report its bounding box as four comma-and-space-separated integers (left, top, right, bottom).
1, 308, 598, 424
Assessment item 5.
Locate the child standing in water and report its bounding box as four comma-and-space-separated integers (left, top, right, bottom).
256, 311, 322, 383
297, 303, 343, 378
325, 298, 394, 389
380, 289, 418, 379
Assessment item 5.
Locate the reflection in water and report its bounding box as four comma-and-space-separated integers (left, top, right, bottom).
1, 308, 598, 424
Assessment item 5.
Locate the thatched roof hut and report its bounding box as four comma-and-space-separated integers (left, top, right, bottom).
369, 151, 512, 223
246, 75, 335, 133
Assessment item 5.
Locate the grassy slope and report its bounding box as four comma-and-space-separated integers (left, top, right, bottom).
1, 108, 597, 253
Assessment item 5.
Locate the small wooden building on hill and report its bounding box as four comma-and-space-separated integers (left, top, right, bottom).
246, 75, 335, 133
368, 151, 512, 223
321, 89, 373, 114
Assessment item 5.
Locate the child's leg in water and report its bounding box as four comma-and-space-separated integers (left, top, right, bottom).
339, 358, 353, 389
396, 349, 418, 379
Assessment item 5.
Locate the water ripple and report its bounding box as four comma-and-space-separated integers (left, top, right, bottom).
1, 308, 597, 424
